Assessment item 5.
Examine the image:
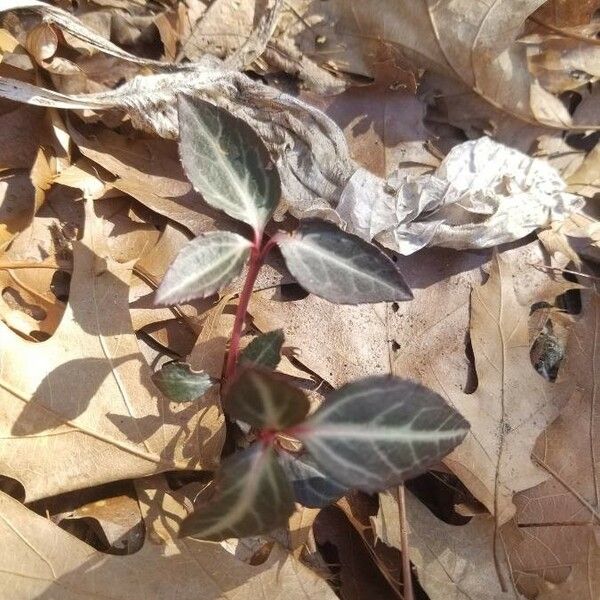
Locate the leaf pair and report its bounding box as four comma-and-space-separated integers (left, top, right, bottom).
155, 96, 412, 307
180, 368, 470, 540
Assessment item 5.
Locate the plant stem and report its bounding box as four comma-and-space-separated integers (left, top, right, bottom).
397, 485, 414, 600
224, 252, 260, 381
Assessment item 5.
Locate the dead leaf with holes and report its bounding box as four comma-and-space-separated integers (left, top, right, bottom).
502, 292, 600, 597
393, 251, 575, 523
0, 200, 224, 501
0, 476, 337, 599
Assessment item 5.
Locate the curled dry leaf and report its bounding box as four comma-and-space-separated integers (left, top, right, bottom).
297, 0, 586, 128
0, 3, 581, 254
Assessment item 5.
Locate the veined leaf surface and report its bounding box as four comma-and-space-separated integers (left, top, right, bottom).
224, 367, 309, 429
178, 96, 280, 231
240, 329, 284, 369
297, 376, 469, 492
278, 220, 412, 304
155, 231, 251, 305
151, 362, 216, 402
179, 445, 294, 541
278, 452, 348, 508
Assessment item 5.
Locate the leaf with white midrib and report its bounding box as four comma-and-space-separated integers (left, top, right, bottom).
155, 231, 251, 305
179, 445, 294, 541
240, 329, 284, 369
178, 95, 280, 231
298, 376, 470, 492
278, 219, 413, 304
224, 366, 309, 429
151, 362, 216, 402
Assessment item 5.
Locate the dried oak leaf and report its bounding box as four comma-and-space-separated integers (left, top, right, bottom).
375, 490, 525, 600
298, 0, 583, 128
394, 251, 575, 523
504, 292, 600, 597
536, 529, 600, 600
0, 201, 224, 501
0, 476, 337, 599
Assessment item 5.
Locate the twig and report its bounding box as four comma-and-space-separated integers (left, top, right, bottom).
396, 485, 414, 600
530, 263, 600, 282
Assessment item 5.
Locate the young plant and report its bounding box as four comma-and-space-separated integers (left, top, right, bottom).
155, 96, 470, 540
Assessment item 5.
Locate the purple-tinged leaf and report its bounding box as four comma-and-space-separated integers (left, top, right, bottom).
278, 220, 412, 304
178, 95, 280, 232
240, 329, 284, 369
155, 231, 251, 305
224, 367, 309, 430
179, 445, 294, 541
278, 452, 348, 508
297, 376, 469, 492
152, 361, 216, 402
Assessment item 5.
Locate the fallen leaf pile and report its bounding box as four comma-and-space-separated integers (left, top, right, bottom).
0, 0, 598, 598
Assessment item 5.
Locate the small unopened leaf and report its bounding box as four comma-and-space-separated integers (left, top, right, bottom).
224, 367, 309, 429
155, 231, 251, 305
152, 362, 216, 403
297, 376, 469, 492
178, 95, 280, 232
180, 445, 294, 541
279, 452, 348, 508
240, 329, 284, 369
278, 220, 412, 304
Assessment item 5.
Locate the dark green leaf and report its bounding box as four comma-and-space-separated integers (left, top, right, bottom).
278, 452, 347, 508
155, 231, 251, 305
223, 367, 309, 430
179, 445, 294, 540
278, 220, 413, 304
151, 362, 216, 403
297, 376, 469, 492
240, 329, 284, 369
178, 95, 280, 232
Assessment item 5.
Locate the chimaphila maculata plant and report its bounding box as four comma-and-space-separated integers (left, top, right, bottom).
152, 95, 470, 541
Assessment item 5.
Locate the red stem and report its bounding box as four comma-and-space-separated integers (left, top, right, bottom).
223, 231, 282, 383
